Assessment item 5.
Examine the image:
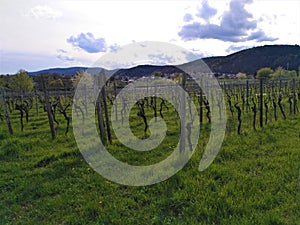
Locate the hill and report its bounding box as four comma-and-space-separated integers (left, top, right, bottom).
28, 67, 88, 76
112, 65, 183, 78
27, 45, 300, 77
28, 65, 184, 78
202, 44, 300, 75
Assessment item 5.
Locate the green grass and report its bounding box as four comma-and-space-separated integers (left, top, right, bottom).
0, 99, 300, 224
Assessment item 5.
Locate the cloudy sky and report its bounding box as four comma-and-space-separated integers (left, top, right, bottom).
0, 0, 299, 74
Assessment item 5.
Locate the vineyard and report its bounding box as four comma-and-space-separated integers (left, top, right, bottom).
1, 73, 300, 224
1, 75, 299, 139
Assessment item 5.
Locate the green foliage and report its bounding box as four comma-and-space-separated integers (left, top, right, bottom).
287, 70, 297, 77
271, 66, 285, 78
172, 73, 183, 83
1, 80, 300, 224
236, 72, 247, 79
73, 70, 95, 88
271, 66, 297, 78
0, 75, 10, 89
0, 109, 299, 224
0, 76, 4, 87
9, 70, 33, 93
47, 74, 64, 87
153, 72, 162, 77
256, 67, 273, 79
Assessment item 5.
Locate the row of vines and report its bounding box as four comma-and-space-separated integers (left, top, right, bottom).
1, 76, 299, 142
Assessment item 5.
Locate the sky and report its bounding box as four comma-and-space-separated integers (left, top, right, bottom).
0, 0, 299, 74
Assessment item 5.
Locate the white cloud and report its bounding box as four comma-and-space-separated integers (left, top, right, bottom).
0, 0, 299, 74
67, 32, 107, 53
28, 5, 62, 20
179, 0, 277, 43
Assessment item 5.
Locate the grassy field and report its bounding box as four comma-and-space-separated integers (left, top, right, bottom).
0, 99, 300, 224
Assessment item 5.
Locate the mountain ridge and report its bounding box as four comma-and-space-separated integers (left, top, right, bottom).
202, 44, 300, 75
26, 44, 300, 77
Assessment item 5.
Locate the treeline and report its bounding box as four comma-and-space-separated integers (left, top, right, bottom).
0, 70, 82, 92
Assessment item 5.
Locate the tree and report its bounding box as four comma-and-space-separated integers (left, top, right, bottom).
287, 70, 297, 77
72, 70, 94, 88
47, 73, 64, 88
236, 72, 247, 79
10, 70, 33, 93
172, 73, 182, 83
271, 66, 285, 78
0, 76, 5, 87
0, 75, 10, 88
271, 67, 297, 78
256, 67, 273, 79
154, 72, 162, 77
62, 75, 73, 90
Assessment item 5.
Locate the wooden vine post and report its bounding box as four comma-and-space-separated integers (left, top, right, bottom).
0, 88, 13, 135
96, 73, 106, 144
96, 97, 106, 144
259, 78, 264, 128
136, 100, 148, 136
199, 89, 203, 125
99, 70, 112, 144
293, 78, 297, 115
264, 100, 269, 125
179, 73, 187, 153
113, 81, 118, 121
251, 98, 257, 131
246, 80, 249, 112
272, 99, 277, 121
42, 76, 56, 139
34, 89, 39, 116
